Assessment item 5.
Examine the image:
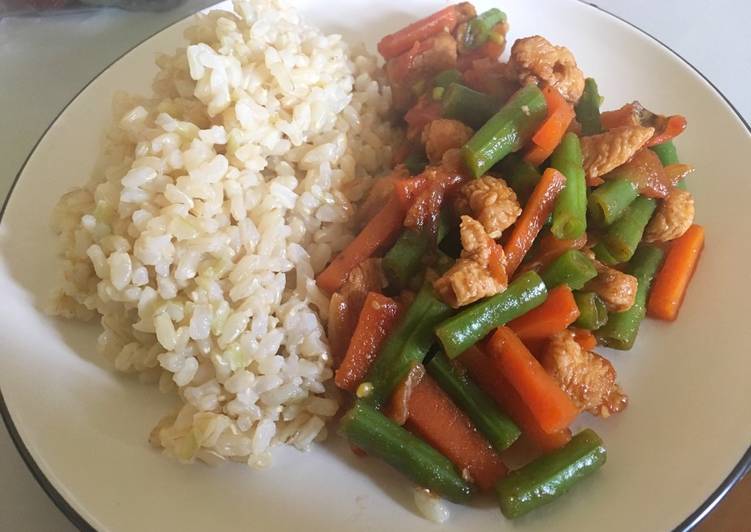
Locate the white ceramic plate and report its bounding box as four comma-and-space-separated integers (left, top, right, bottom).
1, 1, 749, 530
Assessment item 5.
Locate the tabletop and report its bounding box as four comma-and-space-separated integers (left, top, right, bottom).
0, 0, 749, 530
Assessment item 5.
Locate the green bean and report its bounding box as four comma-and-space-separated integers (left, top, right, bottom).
365, 283, 454, 407
574, 78, 603, 135
573, 291, 608, 330
383, 214, 450, 290
461, 8, 507, 49
436, 271, 548, 359
433, 69, 463, 89
496, 154, 541, 206
426, 352, 521, 452
587, 178, 639, 226
592, 242, 620, 266
495, 429, 607, 518
596, 245, 664, 350
441, 83, 499, 129
403, 152, 427, 175
463, 84, 547, 177
540, 249, 598, 290
550, 133, 587, 239
339, 401, 474, 503
650, 140, 687, 190
600, 196, 657, 263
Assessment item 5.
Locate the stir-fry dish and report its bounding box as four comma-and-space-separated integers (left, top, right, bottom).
319, 3, 704, 522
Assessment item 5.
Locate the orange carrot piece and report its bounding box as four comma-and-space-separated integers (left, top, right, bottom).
328, 293, 356, 367
377, 4, 468, 59
646, 115, 688, 147
524, 86, 575, 166
317, 195, 406, 294
406, 374, 507, 490
532, 232, 588, 268
570, 327, 598, 351
335, 293, 403, 392
647, 224, 704, 321
460, 347, 572, 452
504, 168, 567, 276
600, 103, 639, 130
507, 285, 580, 341
487, 327, 579, 434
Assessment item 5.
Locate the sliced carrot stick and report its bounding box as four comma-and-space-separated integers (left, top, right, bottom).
646, 115, 688, 147
647, 224, 704, 321
524, 86, 575, 166
377, 3, 470, 59
507, 285, 580, 341
328, 292, 355, 367
570, 327, 598, 351
406, 374, 507, 490
460, 347, 572, 452
335, 292, 403, 392
600, 102, 639, 130
317, 195, 406, 294
487, 327, 579, 434
504, 168, 567, 277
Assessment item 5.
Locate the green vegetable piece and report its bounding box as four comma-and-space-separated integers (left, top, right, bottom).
592, 242, 620, 266
550, 133, 587, 239
540, 249, 598, 290
463, 84, 548, 178
600, 196, 657, 263
436, 271, 548, 359
427, 352, 521, 452
441, 83, 499, 129
588, 178, 639, 226
433, 68, 463, 89
573, 291, 608, 330
597, 245, 664, 350
365, 283, 454, 407
650, 140, 687, 190
496, 154, 541, 206
339, 401, 474, 503
574, 78, 603, 135
462, 8, 507, 49
495, 428, 607, 518
403, 152, 427, 175
432, 86, 445, 101
383, 214, 450, 290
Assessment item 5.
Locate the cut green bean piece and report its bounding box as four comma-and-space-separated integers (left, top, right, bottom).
574, 78, 603, 135
436, 271, 548, 359
433, 69, 463, 89
383, 214, 450, 290
365, 283, 454, 407
403, 152, 428, 175
650, 140, 687, 190
427, 352, 521, 452
441, 83, 499, 129
540, 249, 598, 290
550, 133, 587, 239
495, 429, 607, 518
340, 401, 474, 503
463, 84, 547, 177
597, 245, 664, 350
600, 196, 657, 263
462, 8, 507, 49
588, 178, 639, 226
573, 291, 608, 330
496, 154, 541, 206
592, 242, 619, 266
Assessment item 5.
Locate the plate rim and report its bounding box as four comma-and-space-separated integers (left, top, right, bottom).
1, 2, 748, 531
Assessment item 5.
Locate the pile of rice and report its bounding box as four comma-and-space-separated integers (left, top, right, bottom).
50, 0, 394, 468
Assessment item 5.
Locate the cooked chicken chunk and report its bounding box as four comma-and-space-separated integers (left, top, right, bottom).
543, 330, 628, 417
410, 32, 458, 83
644, 188, 695, 243
455, 176, 521, 238
509, 35, 585, 103
580, 125, 654, 184
585, 262, 638, 313
421, 119, 474, 164
434, 216, 507, 308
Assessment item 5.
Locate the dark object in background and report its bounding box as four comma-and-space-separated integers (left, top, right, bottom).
0, 0, 183, 16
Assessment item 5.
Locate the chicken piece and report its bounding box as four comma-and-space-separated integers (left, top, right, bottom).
328, 259, 386, 364
585, 262, 638, 313
644, 188, 695, 243
580, 125, 654, 184
509, 35, 585, 103
543, 330, 628, 417
421, 119, 474, 164
410, 32, 458, 83
434, 216, 507, 308
455, 176, 521, 238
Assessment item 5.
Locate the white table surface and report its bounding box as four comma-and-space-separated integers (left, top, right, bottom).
0, 1, 748, 530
